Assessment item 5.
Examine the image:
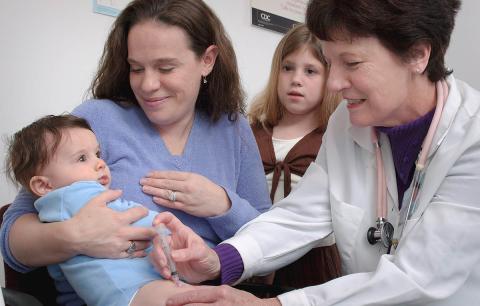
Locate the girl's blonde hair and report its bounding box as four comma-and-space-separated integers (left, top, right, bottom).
248, 24, 341, 129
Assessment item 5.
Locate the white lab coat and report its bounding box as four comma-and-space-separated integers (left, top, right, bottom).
224, 75, 480, 305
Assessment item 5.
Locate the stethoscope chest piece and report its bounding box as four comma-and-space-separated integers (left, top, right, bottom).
367, 218, 394, 249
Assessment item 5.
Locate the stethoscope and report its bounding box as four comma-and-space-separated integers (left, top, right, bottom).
367, 80, 448, 253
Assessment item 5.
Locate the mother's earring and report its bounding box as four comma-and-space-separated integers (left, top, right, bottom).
203, 75, 208, 84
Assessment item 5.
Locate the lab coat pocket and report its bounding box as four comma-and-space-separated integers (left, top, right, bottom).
330, 194, 365, 267
398, 217, 420, 245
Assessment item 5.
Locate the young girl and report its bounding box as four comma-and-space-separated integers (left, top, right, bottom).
248, 24, 342, 288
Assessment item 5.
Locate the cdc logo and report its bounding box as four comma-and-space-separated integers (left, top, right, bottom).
260, 12, 271, 22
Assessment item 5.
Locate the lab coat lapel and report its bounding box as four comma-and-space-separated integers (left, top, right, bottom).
379, 133, 399, 211
348, 125, 399, 211
348, 125, 373, 153
428, 76, 459, 159
411, 76, 463, 220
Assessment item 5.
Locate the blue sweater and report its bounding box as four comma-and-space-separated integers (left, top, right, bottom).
1, 99, 271, 273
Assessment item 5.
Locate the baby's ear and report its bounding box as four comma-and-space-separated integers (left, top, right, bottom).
29, 176, 53, 197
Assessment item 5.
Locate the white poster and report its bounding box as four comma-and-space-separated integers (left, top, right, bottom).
93, 0, 131, 17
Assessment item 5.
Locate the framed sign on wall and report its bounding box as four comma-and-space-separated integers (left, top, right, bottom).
251, 0, 308, 34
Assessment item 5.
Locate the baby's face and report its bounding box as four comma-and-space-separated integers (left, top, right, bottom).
39, 127, 111, 190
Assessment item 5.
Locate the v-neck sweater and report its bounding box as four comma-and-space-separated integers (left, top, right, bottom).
1, 99, 271, 274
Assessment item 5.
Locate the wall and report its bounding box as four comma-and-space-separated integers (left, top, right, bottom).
445, 0, 480, 87
0, 0, 479, 287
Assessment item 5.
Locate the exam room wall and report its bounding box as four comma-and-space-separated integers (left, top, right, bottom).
0, 0, 478, 287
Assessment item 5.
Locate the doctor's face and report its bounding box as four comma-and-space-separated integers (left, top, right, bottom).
321, 36, 416, 127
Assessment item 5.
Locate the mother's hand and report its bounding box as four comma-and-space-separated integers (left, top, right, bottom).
165, 285, 281, 306
140, 171, 231, 217
69, 189, 157, 258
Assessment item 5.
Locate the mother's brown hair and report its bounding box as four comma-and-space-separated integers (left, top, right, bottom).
91, 0, 244, 121
306, 0, 461, 82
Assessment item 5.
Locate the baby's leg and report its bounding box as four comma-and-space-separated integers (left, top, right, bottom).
131, 280, 194, 306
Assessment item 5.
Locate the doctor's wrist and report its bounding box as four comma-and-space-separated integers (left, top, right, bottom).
214, 243, 244, 284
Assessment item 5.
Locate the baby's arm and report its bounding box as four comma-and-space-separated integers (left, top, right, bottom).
131, 280, 193, 306
1, 189, 78, 269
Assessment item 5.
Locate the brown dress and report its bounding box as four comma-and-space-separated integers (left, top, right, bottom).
251, 125, 342, 289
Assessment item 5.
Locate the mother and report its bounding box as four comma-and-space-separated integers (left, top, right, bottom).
0, 0, 270, 304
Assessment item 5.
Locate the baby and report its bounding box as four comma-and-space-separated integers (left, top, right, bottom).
6, 114, 189, 306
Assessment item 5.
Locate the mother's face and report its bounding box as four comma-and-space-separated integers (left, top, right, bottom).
321, 36, 419, 127
127, 20, 211, 132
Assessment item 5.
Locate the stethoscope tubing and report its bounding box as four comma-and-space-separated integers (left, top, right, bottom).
400, 80, 448, 235
370, 79, 448, 250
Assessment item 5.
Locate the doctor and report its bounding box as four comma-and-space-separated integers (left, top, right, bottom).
151, 0, 480, 305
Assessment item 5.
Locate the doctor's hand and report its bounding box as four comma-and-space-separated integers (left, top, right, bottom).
70, 189, 156, 259
166, 285, 282, 306
150, 212, 221, 284
140, 170, 231, 217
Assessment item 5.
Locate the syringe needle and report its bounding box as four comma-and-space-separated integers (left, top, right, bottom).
156, 224, 181, 287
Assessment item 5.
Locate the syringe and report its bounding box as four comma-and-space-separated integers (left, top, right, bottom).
156, 224, 181, 287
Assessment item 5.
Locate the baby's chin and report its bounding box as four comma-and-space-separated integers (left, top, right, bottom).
100, 181, 111, 189
97, 175, 111, 188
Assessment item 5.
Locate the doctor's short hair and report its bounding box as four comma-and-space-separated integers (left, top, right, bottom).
5, 114, 92, 193
90, 0, 244, 122
306, 0, 461, 82
248, 24, 341, 130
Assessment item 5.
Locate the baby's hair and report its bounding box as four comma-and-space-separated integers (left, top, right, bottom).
6, 114, 92, 193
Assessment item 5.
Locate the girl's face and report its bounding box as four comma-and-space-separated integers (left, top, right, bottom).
277, 45, 327, 118
127, 21, 214, 132
321, 36, 418, 127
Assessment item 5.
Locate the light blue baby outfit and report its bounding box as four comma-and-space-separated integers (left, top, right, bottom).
35, 181, 160, 306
